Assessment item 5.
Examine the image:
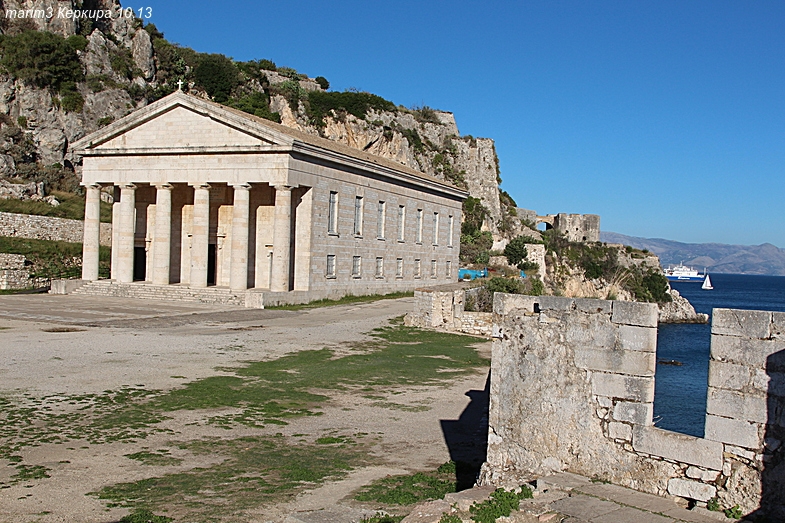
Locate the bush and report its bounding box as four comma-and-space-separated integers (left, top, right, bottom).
58, 82, 84, 113
194, 53, 239, 103
228, 91, 281, 123
0, 30, 84, 90
305, 90, 397, 126
504, 236, 529, 270
315, 75, 329, 90
461, 197, 487, 237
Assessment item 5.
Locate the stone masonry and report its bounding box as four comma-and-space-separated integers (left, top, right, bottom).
0, 253, 30, 290
404, 284, 493, 337
480, 294, 784, 519
0, 211, 111, 246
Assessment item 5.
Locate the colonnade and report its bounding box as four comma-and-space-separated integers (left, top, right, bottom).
81, 182, 295, 292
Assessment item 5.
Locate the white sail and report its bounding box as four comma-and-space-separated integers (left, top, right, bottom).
702, 274, 713, 290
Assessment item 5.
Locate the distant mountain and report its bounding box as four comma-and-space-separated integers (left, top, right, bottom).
600, 232, 785, 276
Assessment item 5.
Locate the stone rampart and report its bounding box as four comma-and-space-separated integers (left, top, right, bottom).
404, 284, 493, 337
481, 294, 784, 518
0, 212, 111, 246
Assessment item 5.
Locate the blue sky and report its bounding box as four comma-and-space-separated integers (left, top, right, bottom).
135, 0, 784, 247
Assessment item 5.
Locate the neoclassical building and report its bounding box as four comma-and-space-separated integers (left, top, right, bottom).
72, 91, 465, 306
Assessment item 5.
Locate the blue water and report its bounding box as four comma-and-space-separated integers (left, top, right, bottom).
654, 274, 785, 437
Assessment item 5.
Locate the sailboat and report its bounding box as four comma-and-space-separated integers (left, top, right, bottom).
702, 274, 713, 290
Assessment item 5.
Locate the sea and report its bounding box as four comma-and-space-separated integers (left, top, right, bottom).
654, 273, 785, 437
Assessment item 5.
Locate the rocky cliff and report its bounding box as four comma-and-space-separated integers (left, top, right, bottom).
0, 0, 518, 239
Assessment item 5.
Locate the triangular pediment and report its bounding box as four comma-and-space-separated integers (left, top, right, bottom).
72, 92, 295, 152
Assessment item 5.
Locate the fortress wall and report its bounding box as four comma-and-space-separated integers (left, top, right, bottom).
0, 212, 111, 246
480, 294, 784, 518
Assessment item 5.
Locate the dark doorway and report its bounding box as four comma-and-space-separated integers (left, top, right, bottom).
133, 247, 146, 281
207, 244, 217, 286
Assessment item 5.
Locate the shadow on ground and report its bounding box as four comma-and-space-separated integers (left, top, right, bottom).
440, 371, 490, 490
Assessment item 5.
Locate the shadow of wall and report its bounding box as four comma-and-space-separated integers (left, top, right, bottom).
756, 348, 785, 519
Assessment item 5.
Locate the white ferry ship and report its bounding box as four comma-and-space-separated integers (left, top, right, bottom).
664, 264, 706, 282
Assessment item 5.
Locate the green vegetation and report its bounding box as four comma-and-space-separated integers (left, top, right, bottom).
305, 90, 397, 127
355, 462, 458, 506
0, 236, 110, 280
99, 435, 370, 521
543, 230, 672, 303
469, 486, 532, 523
724, 505, 743, 519
227, 91, 281, 123
267, 291, 413, 311
362, 515, 404, 523
460, 197, 493, 265
124, 449, 182, 466
0, 30, 84, 92
119, 510, 173, 523
0, 190, 112, 222
503, 236, 530, 271
464, 276, 544, 312
314, 76, 330, 90
194, 53, 240, 103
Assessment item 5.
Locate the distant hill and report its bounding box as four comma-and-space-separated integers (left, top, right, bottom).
600, 232, 785, 276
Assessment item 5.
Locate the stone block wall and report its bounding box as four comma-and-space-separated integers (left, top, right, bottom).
0, 212, 111, 246
0, 253, 30, 289
481, 294, 784, 518
404, 284, 493, 337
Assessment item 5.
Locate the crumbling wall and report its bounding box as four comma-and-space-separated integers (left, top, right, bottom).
481, 294, 784, 518
404, 284, 493, 337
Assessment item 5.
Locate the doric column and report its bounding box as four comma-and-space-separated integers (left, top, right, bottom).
81, 184, 101, 281
270, 185, 292, 292
152, 183, 173, 285
110, 187, 120, 279
115, 184, 137, 283
189, 183, 210, 288
229, 183, 251, 291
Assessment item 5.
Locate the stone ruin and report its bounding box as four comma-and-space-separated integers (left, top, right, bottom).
479, 293, 784, 519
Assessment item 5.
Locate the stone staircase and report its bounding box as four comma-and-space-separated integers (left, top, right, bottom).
71, 280, 248, 306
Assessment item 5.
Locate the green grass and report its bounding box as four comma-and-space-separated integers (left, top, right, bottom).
125, 450, 183, 467
469, 487, 532, 523
267, 291, 413, 310
0, 236, 110, 279
354, 462, 458, 506
0, 190, 112, 222
97, 435, 372, 522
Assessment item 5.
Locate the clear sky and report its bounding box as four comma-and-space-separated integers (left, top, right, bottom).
135, 0, 784, 247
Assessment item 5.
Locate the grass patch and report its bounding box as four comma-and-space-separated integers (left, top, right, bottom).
125, 450, 183, 466
469, 486, 532, 523
267, 291, 413, 310
119, 508, 173, 523
0, 190, 112, 222
97, 435, 371, 522
355, 462, 458, 506
12, 463, 50, 482
362, 514, 404, 523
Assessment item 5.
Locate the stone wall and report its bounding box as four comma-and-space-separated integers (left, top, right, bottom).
553, 213, 601, 242
0, 253, 30, 289
404, 284, 493, 337
0, 212, 111, 246
481, 294, 784, 518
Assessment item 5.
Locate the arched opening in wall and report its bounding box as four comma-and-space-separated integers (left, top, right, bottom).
536, 222, 552, 232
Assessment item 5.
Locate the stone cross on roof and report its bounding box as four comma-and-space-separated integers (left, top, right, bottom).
177, 79, 184, 91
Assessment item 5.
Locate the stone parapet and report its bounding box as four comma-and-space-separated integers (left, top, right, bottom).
481, 293, 784, 519
404, 284, 493, 337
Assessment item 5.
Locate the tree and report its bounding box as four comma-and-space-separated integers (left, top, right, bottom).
315, 76, 329, 90
0, 30, 84, 90
504, 236, 530, 270
194, 54, 239, 103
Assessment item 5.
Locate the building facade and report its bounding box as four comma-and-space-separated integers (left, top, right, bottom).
72, 92, 465, 306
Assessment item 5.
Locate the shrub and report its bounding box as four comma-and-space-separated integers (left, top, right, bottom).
228, 91, 281, 123
305, 90, 396, 126
194, 53, 239, 103
110, 47, 138, 80
412, 105, 440, 124
504, 236, 530, 270
58, 83, 84, 113
65, 34, 88, 52
16, 116, 27, 129
315, 75, 329, 90
0, 30, 84, 90
144, 23, 165, 41
461, 197, 487, 237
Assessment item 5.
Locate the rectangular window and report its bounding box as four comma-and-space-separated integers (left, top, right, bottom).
376, 257, 384, 277
414, 258, 421, 278
397, 205, 406, 241
326, 255, 336, 278
354, 196, 363, 236
446, 260, 452, 278
448, 215, 454, 247
430, 259, 437, 278
377, 201, 386, 239
396, 258, 403, 278
433, 212, 439, 245
328, 191, 338, 234
416, 208, 423, 243
352, 255, 361, 277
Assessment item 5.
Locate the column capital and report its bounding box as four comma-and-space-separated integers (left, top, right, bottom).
271, 184, 294, 192
189, 182, 211, 190
120, 183, 137, 191
153, 183, 174, 190
230, 182, 252, 190
84, 183, 102, 190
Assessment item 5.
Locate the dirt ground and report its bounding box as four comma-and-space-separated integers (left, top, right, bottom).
0, 295, 491, 523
